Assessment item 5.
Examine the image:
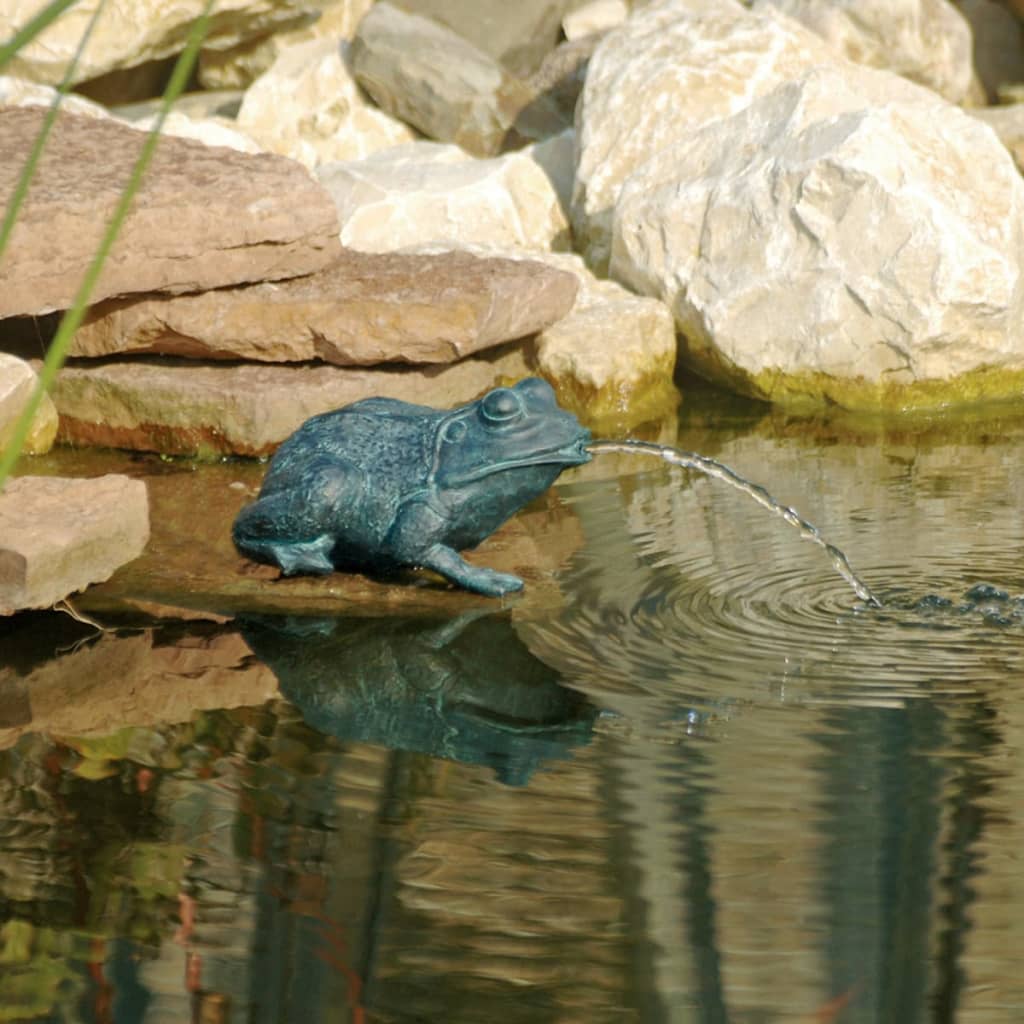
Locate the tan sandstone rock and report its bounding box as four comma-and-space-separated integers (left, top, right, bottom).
316, 141, 572, 252
0, 0, 333, 86
43, 351, 534, 457
69, 249, 579, 364
401, 244, 679, 429
572, 0, 833, 272
0, 628, 278, 750
0, 108, 341, 319
0, 354, 58, 456
0, 474, 150, 615
609, 64, 1024, 411
235, 36, 416, 168
198, 0, 377, 90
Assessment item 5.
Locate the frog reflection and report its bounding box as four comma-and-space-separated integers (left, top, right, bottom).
240, 612, 596, 786
233, 378, 592, 596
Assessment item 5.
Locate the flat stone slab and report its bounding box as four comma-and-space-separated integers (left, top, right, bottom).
0, 474, 150, 615
0, 107, 342, 318
44, 349, 532, 456
69, 248, 577, 364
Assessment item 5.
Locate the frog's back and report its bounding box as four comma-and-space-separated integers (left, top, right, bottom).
259, 397, 442, 500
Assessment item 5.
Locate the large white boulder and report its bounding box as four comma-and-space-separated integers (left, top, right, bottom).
236, 37, 415, 168
753, 0, 976, 105
316, 141, 572, 252
609, 64, 1024, 411
572, 0, 833, 272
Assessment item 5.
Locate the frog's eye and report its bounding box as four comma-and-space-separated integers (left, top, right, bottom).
480, 388, 524, 425
442, 419, 468, 443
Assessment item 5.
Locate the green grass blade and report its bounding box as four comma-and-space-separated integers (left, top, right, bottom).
0, 0, 108, 261
0, 0, 81, 74
0, 3, 215, 488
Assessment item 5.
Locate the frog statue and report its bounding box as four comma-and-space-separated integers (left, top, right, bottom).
232, 377, 592, 596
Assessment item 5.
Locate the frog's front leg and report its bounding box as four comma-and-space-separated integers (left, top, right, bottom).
388, 500, 524, 597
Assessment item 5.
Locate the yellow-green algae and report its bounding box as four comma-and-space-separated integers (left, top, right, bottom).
683, 337, 1024, 413
544, 368, 681, 437
749, 364, 1024, 413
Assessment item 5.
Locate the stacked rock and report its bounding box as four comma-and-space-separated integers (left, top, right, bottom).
4, 0, 1024, 609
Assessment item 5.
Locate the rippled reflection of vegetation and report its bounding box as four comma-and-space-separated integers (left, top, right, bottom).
6, 391, 1024, 1021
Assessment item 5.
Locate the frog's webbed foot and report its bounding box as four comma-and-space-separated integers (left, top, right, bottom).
233, 463, 352, 575
418, 543, 524, 597
263, 535, 336, 576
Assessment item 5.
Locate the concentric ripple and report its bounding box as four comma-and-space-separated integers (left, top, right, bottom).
522, 452, 1024, 714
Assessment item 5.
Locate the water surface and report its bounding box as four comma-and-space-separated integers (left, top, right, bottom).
3, 390, 1024, 1023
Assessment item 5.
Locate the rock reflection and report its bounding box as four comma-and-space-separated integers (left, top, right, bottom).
241, 611, 597, 786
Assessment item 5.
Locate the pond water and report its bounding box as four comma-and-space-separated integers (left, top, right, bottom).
3, 385, 1024, 1023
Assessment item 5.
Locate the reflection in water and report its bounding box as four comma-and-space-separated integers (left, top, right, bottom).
240, 612, 597, 786
3, 402, 1024, 1021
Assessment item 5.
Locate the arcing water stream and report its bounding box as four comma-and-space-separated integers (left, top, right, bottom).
588, 439, 882, 608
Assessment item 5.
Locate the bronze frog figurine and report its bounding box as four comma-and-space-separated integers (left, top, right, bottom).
233, 378, 591, 596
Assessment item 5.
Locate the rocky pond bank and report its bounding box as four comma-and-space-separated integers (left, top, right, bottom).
4, 0, 1024, 615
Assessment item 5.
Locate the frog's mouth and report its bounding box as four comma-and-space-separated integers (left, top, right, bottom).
448, 435, 592, 484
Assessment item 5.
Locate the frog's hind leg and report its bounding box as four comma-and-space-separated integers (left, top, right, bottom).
233, 460, 356, 576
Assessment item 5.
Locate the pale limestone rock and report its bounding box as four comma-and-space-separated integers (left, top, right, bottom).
316, 141, 571, 253
0, 75, 110, 118
0, 355, 58, 456
69, 249, 578, 364
525, 34, 601, 122
753, 0, 975, 104
391, 0, 581, 77
563, 0, 629, 40
0, 76, 262, 152
126, 111, 264, 154
0, 0, 334, 86
529, 129, 575, 223
350, 3, 567, 158
610, 64, 1024, 411
572, 0, 833, 272
530, 252, 678, 426
0, 475, 150, 615
111, 90, 244, 122
198, 0, 376, 89
236, 36, 415, 168
44, 352, 533, 456
0, 107, 341, 318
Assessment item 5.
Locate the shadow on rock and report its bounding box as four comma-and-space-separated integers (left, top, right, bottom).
239, 611, 597, 786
